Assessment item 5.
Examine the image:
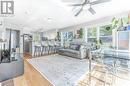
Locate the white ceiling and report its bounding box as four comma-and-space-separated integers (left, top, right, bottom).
3, 0, 130, 32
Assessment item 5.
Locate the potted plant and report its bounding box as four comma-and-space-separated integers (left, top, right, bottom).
56, 32, 60, 41
111, 17, 121, 31
111, 16, 129, 31
79, 28, 83, 38
95, 39, 102, 49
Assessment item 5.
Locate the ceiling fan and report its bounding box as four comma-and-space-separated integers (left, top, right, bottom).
68, 0, 111, 16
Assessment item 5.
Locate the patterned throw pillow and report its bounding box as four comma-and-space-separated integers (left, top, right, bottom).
69, 44, 80, 51
75, 45, 80, 51
69, 44, 75, 50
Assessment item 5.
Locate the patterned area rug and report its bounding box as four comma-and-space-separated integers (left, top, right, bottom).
27, 54, 90, 86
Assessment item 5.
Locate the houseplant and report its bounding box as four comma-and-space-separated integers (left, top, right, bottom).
95, 39, 102, 49
111, 16, 129, 31
79, 28, 83, 38
111, 17, 121, 30
56, 31, 60, 41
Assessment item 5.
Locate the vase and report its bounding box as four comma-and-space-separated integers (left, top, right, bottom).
127, 25, 130, 30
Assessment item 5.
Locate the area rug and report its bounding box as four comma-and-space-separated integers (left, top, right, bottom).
27, 54, 90, 86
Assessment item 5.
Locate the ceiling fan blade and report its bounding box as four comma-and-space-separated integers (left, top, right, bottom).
88, 7, 96, 15
68, 4, 83, 6
84, 0, 88, 4
68, 0, 87, 6
90, 0, 111, 5
75, 7, 83, 16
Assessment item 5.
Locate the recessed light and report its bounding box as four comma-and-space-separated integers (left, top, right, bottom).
25, 11, 31, 15
47, 18, 52, 21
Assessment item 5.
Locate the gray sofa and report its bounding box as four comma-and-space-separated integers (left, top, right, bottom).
58, 43, 87, 59
0, 54, 24, 82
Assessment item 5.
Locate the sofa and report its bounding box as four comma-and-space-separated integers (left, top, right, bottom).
58, 43, 87, 59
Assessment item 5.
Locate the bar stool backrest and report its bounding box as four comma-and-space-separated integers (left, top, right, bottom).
41, 41, 48, 47
34, 42, 41, 47
54, 41, 59, 46
48, 40, 54, 46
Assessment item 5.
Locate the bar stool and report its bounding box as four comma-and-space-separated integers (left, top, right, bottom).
48, 40, 55, 54
54, 41, 60, 53
51, 40, 55, 54
41, 41, 49, 55
34, 45, 42, 57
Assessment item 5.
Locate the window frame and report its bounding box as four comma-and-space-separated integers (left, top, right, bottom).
86, 24, 113, 46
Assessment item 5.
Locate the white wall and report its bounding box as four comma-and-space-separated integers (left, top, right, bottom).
42, 29, 58, 39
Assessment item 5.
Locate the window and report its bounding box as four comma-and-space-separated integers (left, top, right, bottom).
86, 24, 112, 46
63, 32, 68, 42
99, 24, 112, 46
68, 32, 73, 41
87, 27, 97, 43
63, 31, 73, 42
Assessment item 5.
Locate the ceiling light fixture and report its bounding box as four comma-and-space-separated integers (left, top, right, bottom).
47, 18, 52, 21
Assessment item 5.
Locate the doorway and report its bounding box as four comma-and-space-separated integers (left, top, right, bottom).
23, 34, 32, 56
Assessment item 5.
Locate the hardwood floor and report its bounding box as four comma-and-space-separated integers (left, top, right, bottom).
13, 54, 52, 86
